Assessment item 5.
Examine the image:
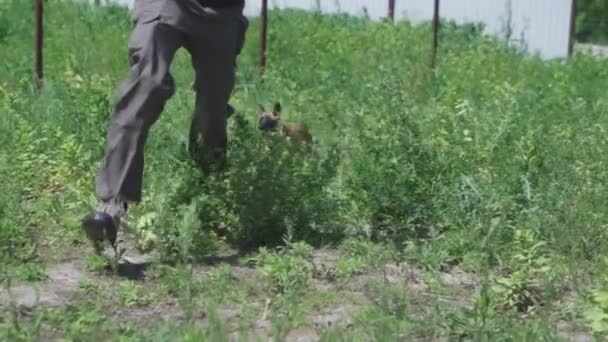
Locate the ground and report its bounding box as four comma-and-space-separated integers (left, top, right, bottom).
0, 231, 593, 341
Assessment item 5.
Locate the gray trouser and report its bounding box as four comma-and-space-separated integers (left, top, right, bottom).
96, 0, 248, 203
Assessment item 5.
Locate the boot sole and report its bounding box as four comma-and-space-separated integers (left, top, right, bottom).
81, 212, 118, 245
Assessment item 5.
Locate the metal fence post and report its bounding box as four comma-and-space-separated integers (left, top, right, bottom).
388, 0, 395, 22
35, 0, 43, 89
259, 0, 268, 77
568, 0, 577, 57
431, 0, 440, 68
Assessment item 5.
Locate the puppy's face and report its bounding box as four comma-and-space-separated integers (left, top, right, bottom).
258, 102, 281, 131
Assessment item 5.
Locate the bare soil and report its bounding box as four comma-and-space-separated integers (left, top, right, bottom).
0, 234, 593, 341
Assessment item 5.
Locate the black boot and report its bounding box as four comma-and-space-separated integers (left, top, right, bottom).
227, 103, 235, 119
81, 197, 128, 255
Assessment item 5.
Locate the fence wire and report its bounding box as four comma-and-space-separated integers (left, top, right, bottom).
247, 0, 575, 62
33, 0, 581, 87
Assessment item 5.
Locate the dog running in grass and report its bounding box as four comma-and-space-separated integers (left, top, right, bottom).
258, 102, 313, 145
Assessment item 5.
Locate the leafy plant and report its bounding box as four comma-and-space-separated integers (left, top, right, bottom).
85, 254, 110, 272
491, 228, 551, 314
584, 257, 608, 335
118, 281, 155, 307
15, 263, 48, 282
249, 235, 315, 294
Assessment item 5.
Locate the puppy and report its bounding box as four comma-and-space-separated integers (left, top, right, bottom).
258, 102, 312, 144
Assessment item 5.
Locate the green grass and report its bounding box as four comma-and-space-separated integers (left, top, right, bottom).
1, 0, 608, 339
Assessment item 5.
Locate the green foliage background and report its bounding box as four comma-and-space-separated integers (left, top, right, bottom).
576, 0, 608, 44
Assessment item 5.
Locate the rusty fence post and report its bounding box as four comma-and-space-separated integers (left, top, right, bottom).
568, 0, 577, 57
431, 0, 440, 68
35, 0, 43, 89
388, 0, 395, 22
259, 0, 268, 77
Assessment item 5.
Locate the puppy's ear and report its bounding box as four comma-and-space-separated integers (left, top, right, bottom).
273, 102, 281, 115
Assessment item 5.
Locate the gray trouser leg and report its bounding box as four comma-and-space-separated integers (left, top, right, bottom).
96, 2, 247, 202
187, 8, 248, 170
96, 17, 184, 202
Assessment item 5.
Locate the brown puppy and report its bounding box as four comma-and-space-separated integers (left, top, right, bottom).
258, 102, 312, 144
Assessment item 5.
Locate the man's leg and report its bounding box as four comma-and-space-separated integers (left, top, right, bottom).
97, 18, 184, 203
86, 13, 184, 242
186, 8, 248, 173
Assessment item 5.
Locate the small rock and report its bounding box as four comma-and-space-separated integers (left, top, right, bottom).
285, 326, 319, 342
219, 308, 239, 321
256, 319, 272, 330
439, 267, 476, 289
311, 306, 354, 328
556, 321, 593, 342
2, 286, 63, 309
312, 250, 340, 266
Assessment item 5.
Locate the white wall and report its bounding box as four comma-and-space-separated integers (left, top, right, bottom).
100, 0, 574, 60
399, 0, 573, 60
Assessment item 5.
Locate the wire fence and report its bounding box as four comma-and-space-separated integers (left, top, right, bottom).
252, 0, 574, 76
34, 0, 578, 88
34, 0, 43, 89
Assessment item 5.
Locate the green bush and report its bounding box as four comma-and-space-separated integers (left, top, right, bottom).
576, 0, 608, 44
